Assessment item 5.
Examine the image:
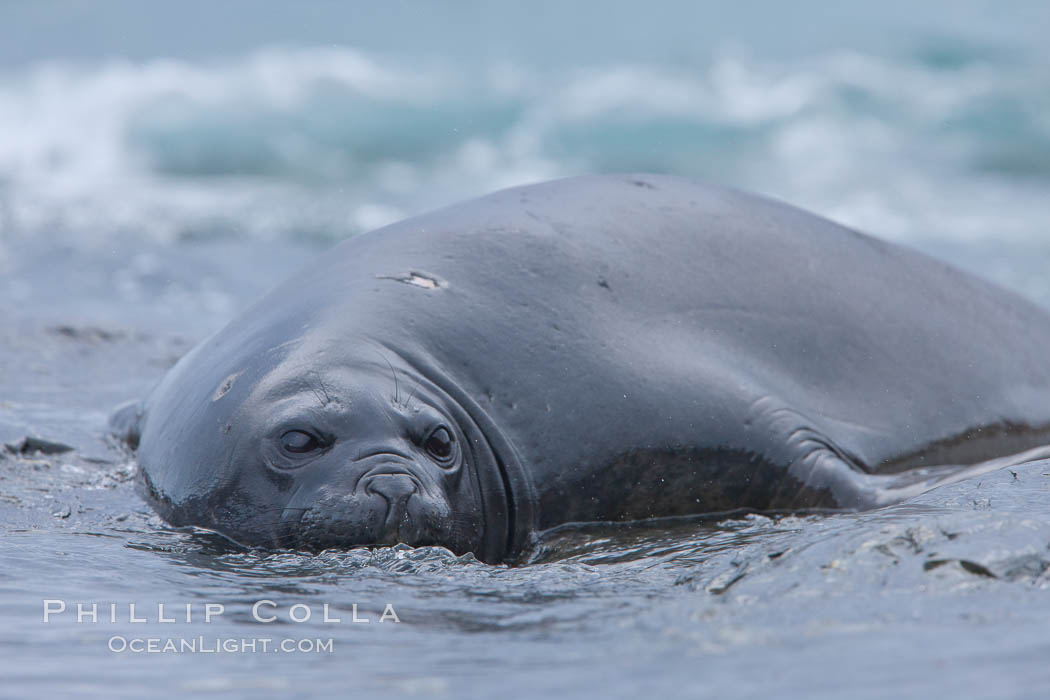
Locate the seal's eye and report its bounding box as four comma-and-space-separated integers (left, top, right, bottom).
280, 430, 322, 454
424, 426, 454, 462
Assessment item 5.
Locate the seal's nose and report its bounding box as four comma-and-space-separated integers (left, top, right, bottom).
363, 473, 418, 520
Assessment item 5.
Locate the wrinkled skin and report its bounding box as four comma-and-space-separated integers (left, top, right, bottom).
121, 174, 1050, 564
132, 340, 514, 563
210, 360, 485, 554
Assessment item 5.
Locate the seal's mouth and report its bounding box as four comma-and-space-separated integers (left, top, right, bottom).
271, 457, 474, 554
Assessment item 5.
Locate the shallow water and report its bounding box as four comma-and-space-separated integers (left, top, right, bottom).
3, 2, 1050, 697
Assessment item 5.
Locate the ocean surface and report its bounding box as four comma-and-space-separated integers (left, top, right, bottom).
2, 2, 1050, 697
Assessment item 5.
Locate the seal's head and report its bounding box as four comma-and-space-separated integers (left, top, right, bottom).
131, 330, 512, 563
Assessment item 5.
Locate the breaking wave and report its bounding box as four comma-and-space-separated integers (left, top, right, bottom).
0, 44, 1047, 248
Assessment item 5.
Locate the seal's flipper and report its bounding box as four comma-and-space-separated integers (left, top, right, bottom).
746, 395, 880, 510
109, 399, 143, 450
849, 444, 1050, 507
749, 396, 1050, 510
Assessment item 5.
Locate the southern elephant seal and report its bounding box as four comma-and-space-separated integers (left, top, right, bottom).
115, 174, 1050, 563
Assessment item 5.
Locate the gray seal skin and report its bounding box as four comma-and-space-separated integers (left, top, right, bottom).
120, 174, 1050, 564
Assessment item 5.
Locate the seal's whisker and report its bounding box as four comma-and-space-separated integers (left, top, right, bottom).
308, 371, 332, 407
388, 356, 400, 405
402, 385, 419, 412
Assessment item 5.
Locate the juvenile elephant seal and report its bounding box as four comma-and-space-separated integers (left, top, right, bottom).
117, 174, 1050, 563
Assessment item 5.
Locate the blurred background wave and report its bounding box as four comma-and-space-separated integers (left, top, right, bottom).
1, 0, 1049, 318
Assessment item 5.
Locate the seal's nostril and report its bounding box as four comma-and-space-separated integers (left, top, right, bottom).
363, 474, 419, 539
363, 474, 418, 505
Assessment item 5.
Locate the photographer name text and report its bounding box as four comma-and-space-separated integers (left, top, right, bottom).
42, 599, 400, 624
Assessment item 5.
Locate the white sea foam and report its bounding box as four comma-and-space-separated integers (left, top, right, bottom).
0, 46, 1047, 249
